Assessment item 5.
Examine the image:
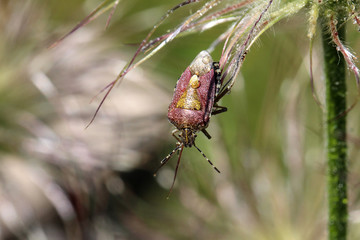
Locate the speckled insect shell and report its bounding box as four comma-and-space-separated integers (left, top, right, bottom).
168, 51, 216, 131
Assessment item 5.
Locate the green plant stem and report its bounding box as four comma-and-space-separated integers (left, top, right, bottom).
320, 14, 348, 240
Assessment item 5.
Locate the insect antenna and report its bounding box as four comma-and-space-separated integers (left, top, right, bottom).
154, 144, 182, 177
193, 144, 221, 173
167, 145, 185, 199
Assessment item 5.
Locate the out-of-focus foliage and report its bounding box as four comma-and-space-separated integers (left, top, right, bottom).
1, 0, 360, 239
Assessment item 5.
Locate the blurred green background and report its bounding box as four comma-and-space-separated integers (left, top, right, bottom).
1, 0, 360, 239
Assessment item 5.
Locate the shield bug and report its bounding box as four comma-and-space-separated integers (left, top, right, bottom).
155, 51, 227, 196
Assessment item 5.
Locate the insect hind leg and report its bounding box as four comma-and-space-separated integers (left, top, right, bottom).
215, 51, 247, 103
212, 62, 227, 116
213, 62, 221, 96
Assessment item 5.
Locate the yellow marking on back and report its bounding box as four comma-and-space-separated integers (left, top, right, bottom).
189, 75, 200, 88
176, 75, 201, 110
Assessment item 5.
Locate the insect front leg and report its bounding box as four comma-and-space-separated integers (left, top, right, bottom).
171, 129, 182, 142
201, 129, 212, 139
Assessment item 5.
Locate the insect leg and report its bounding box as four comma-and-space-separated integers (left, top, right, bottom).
214, 80, 232, 103
215, 51, 247, 103
167, 144, 185, 199
212, 104, 227, 116
202, 105, 227, 140
213, 62, 221, 96
201, 129, 212, 139
193, 144, 220, 173
172, 129, 182, 142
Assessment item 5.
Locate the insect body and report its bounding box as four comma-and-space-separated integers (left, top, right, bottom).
156, 51, 226, 196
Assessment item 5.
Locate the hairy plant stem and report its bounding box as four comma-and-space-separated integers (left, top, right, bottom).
320, 13, 347, 240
